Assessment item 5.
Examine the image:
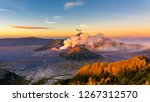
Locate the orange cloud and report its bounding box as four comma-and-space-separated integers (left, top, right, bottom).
11, 25, 49, 29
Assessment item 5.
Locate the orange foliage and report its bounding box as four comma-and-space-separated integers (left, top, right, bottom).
70, 55, 150, 85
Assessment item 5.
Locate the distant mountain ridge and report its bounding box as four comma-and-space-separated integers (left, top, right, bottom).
34, 39, 64, 51
0, 37, 52, 46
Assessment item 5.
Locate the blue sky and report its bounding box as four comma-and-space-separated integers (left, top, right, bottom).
0, 0, 150, 38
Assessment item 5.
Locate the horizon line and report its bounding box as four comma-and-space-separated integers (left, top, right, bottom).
0, 35, 150, 39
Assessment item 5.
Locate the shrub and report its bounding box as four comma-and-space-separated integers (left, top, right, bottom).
68, 55, 150, 85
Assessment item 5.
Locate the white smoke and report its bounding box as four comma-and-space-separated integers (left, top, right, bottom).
60, 33, 112, 50
60, 33, 89, 49
60, 33, 148, 52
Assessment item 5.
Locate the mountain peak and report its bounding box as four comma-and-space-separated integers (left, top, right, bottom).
60, 46, 103, 61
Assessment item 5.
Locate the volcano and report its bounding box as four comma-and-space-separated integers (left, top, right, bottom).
60, 46, 102, 61
34, 39, 64, 51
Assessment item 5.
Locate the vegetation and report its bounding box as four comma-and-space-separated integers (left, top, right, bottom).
0, 69, 30, 85
32, 78, 48, 85
66, 55, 150, 85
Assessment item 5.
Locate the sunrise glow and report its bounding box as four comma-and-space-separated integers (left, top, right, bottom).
0, 0, 150, 38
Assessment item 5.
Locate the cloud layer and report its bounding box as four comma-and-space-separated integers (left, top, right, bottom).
11, 25, 49, 29
64, 1, 83, 9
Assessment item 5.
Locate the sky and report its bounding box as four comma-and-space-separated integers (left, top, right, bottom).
0, 0, 150, 38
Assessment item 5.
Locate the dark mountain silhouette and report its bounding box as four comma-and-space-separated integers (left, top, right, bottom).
60, 55, 150, 85
0, 37, 52, 46
34, 39, 64, 51
60, 46, 103, 61
0, 69, 30, 85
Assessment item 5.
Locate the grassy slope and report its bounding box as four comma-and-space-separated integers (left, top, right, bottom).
67, 55, 150, 85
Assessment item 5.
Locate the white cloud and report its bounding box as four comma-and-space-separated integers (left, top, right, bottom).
44, 16, 62, 24
46, 21, 57, 24
79, 24, 90, 28
44, 18, 57, 24
53, 16, 62, 19
0, 8, 16, 14
64, 1, 83, 9
0, 9, 9, 12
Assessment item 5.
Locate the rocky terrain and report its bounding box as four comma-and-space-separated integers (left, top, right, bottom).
60, 46, 102, 61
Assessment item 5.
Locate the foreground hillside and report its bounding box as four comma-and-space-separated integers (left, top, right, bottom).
60, 55, 150, 85
0, 69, 29, 85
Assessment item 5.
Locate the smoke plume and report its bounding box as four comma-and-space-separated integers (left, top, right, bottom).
60, 33, 147, 52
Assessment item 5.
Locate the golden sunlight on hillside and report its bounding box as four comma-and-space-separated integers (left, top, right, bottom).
66, 55, 150, 85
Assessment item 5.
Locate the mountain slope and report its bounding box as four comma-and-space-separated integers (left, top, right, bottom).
67, 55, 150, 85
34, 39, 64, 51
0, 69, 30, 85
60, 46, 103, 61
